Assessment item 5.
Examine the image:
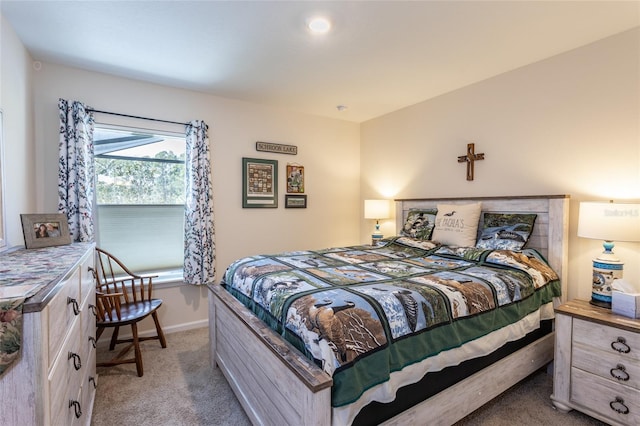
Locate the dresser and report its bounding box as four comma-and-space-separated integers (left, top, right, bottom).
551, 299, 640, 425
0, 243, 97, 425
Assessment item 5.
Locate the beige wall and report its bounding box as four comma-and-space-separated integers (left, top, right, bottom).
0, 15, 36, 247
361, 28, 640, 302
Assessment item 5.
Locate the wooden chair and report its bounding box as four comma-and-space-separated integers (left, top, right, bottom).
93, 247, 167, 377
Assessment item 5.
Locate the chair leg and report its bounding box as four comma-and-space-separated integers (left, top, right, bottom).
131, 323, 143, 377
109, 326, 120, 350
152, 311, 167, 348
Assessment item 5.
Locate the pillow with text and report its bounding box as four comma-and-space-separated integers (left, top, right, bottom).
431, 203, 482, 247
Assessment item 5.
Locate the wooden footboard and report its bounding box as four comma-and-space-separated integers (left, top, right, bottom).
209, 283, 554, 426
382, 331, 555, 425
208, 283, 333, 425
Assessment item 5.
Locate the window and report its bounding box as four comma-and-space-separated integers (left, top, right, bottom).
94, 126, 186, 274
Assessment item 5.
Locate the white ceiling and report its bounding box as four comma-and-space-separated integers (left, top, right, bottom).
2, 1, 639, 123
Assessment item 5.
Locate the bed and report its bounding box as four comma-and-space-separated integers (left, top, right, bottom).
208, 195, 569, 425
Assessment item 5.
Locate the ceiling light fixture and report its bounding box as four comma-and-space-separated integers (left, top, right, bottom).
308, 17, 331, 34
336, 105, 348, 111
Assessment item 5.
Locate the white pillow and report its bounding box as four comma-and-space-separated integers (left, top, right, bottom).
431, 202, 482, 247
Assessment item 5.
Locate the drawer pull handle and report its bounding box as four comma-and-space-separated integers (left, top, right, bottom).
68, 352, 82, 370
609, 397, 629, 415
89, 336, 97, 348
610, 364, 630, 381
89, 304, 97, 317
69, 400, 82, 419
611, 337, 631, 354
89, 376, 97, 389
67, 297, 80, 315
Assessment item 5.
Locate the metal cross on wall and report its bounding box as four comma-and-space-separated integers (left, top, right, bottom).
457, 143, 485, 181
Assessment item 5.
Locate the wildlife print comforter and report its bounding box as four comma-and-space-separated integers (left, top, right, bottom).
221, 236, 561, 409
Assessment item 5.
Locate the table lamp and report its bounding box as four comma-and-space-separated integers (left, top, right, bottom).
364, 199, 390, 245
577, 201, 640, 308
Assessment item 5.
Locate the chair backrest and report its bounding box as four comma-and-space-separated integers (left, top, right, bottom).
94, 248, 157, 322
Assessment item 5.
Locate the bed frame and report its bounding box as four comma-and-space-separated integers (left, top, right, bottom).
208, 195, 569, 425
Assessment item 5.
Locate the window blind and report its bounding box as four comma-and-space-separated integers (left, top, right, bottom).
96, 205, 184, 273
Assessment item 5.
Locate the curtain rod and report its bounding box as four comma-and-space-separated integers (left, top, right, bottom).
86, 108, 189, 126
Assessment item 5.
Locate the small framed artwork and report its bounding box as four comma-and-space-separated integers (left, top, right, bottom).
285, 194, 307, 209
286, 163, 304, 193
21, 213, 72, 249
242, 157, 278, 208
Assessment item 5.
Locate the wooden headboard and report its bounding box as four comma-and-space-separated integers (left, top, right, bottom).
395, 195, 570, 302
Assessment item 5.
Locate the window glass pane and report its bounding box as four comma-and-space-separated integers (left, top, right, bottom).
94, 126, 185, 273
95, 128, 185, 204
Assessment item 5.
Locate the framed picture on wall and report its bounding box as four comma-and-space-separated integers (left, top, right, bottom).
285, 195, 307, 209
286, 164, 304, 193
242, 157, 278, 208
21, 213, 72, 249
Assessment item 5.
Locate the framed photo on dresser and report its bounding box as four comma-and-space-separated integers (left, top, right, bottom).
21, 213, 72, 249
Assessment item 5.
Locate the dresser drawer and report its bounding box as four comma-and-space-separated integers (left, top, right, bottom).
47, 267, 82, 367
571, 367, 640, 425
49, 319, 83, 426
573, 318, 640, 363
81, 349, 98, 424
80, 292, 97, 368
79, 251, 95, 305
573, 343, 640, 390
70, 385, 84, 426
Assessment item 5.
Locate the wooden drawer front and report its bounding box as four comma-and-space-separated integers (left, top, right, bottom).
80, 292, 97, 366
47, 267, 82, 366
573, 318, 640, 362
573, 343, 640, 390
79, 252, 95, 305
49, 320, 83, 426
69, 385, 84, 426
81, 349, 98, 426
571, 367, 640, 425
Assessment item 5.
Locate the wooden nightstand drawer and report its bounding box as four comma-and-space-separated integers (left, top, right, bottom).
552, 300, 640, 425
571, 367, 640, 425
573, 343, 640, 390
573, 318, 640, 362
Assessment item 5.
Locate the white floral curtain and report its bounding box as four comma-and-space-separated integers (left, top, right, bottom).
57, 99, 95, 242
184, 120, 215, 285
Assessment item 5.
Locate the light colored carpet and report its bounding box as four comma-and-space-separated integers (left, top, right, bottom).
92, 327, 605, 425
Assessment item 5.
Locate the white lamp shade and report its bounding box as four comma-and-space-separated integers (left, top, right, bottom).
578, 201, 640, 242
364, 199, 390, 220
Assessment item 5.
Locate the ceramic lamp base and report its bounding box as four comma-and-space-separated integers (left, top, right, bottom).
590, 258, 623, 309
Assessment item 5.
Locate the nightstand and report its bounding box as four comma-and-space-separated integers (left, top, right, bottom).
551, 299, 640, 425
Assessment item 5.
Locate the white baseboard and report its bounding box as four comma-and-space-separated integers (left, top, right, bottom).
162, 319, 209, 335
96, 319, 208, 350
